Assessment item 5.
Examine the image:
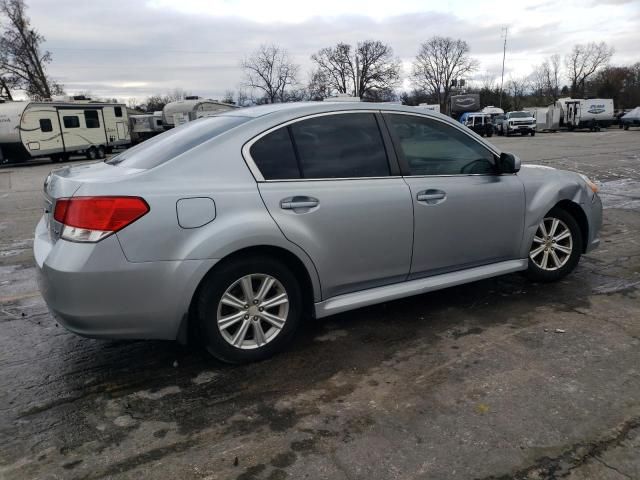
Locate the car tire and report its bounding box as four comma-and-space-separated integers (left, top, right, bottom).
525, 207, 583, 283
97, 146, 106, 159
530, 131, 536, 136
196, 256, 303, 364
86, 147, 98, 160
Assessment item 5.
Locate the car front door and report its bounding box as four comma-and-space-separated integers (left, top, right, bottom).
383, 112, 525, 279
249, 112, 414, 299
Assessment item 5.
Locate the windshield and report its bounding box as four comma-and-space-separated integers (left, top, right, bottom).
509, 111, 531, 118
106, 115, 249, 169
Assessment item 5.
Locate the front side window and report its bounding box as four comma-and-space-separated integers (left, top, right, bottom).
84, 110, 100, 128
384, 114, 495, 176
290, 113, 389, 179
63, 116, 80, 129
39, 119, 52, 132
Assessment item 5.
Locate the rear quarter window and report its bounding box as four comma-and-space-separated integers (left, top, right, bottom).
106, 116, 249, 169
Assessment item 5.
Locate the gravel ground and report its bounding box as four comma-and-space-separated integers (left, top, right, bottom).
0, 129, 639, 480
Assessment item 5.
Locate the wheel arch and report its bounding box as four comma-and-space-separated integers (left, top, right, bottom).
179, 245, 319, 344
552, 199, 589, 253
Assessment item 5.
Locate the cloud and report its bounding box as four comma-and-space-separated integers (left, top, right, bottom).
21, 0, 639, 101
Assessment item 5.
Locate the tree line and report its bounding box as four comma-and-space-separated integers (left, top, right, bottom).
2, 0, 639, 114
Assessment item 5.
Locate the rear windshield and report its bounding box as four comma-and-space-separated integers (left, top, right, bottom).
106, 116, 249, 169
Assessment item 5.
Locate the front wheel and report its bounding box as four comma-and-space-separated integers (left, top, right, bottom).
197, 257, 303, 363
526, 208, 583, 282
530, 131, 536, 136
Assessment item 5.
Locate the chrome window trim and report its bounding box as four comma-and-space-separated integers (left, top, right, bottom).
241, 109, 504, 182
241, 109, 394, 182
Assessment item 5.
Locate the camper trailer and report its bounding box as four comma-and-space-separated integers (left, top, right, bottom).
129, 111, 164, 144
0, 99, 130, 163
558, 98, 614, 131
531, 107, 548, 132
415, 103, 441, 113
162, 97, 238, 128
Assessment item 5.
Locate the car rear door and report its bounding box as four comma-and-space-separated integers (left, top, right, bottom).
383, 112, 525, 278
248, 111, 414, 299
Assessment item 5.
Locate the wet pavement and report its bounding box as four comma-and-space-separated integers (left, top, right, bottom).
1, 129, 639, 480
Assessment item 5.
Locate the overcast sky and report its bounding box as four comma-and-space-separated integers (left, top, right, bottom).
23, 0, 640, 102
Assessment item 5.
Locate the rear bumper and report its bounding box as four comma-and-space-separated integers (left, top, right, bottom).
34, 217, 217, 340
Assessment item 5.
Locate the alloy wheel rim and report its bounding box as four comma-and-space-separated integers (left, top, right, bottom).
529, 217, 573, 271
216, 274, 289, 350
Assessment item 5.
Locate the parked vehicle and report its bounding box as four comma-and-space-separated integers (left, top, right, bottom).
480, 106, 504, 118
462, 113, 493, 137
0, 99, 130, 164
560, 98, 614, 131
35, 102, 602, 363
162, 97, 239, 128
500, 111, 536, 136
129, 111, 164, 144
621, 107, 640, 130
415, 103, 441, 113
492, 114, 506, 135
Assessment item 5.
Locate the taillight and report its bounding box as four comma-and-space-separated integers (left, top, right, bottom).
53, 196, 149, 242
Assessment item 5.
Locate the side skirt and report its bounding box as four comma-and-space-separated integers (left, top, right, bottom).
314, 259, 528, 319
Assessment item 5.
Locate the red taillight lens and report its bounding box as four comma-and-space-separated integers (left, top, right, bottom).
53, 196, 149, 240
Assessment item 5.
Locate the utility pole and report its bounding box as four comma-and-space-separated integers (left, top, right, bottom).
355, 52, 360, 98
499, 26, 508, 109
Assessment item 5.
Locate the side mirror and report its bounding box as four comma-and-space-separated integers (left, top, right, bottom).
498, 152, 521, 173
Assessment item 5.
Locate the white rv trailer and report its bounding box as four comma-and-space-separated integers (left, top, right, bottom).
0, 100, 130, 163
480, 106, 504, 117
129, 111, 163, 144
556, 98, 614, 130
162, 97, 238, 128
415, 103, 441, 113
530, 107, 548, 132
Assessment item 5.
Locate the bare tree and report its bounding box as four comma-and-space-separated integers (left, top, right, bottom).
241, 44, 299, 103
311, 40, 400, 99
222, 90, 235, 104
0, 0, 63, 99
507, 76, 530, 110
412, 36, 479, 112
307, 68, 331, 100
565, 42, 614, 97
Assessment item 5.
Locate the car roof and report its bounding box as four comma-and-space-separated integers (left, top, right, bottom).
218, 101, 445, 119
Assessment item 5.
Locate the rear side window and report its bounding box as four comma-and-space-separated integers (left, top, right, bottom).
39, 119, 52, 132
114, 107, 123, 117
384, 114, 495, 176
250, 127, 300, 180
63, 116, 80, 128
290, 113, 389, 179
84, 110, 100, 128
106, 116, 249, 169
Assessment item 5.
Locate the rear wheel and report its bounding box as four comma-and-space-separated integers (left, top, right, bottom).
97, 146, 106, 159
530, 131, 536, 136
197, 257, 303, 363
526, 208, 582, 282
86, 147, 98, 160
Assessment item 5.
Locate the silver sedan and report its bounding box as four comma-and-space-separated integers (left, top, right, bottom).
35, 102, 602, 363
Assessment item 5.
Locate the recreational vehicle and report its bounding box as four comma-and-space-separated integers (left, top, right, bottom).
557, 98, 614, 130
0, 100, 130, 163
129, 111, 164, 144
162, 97, 238, 128
415, 103, 441, 113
